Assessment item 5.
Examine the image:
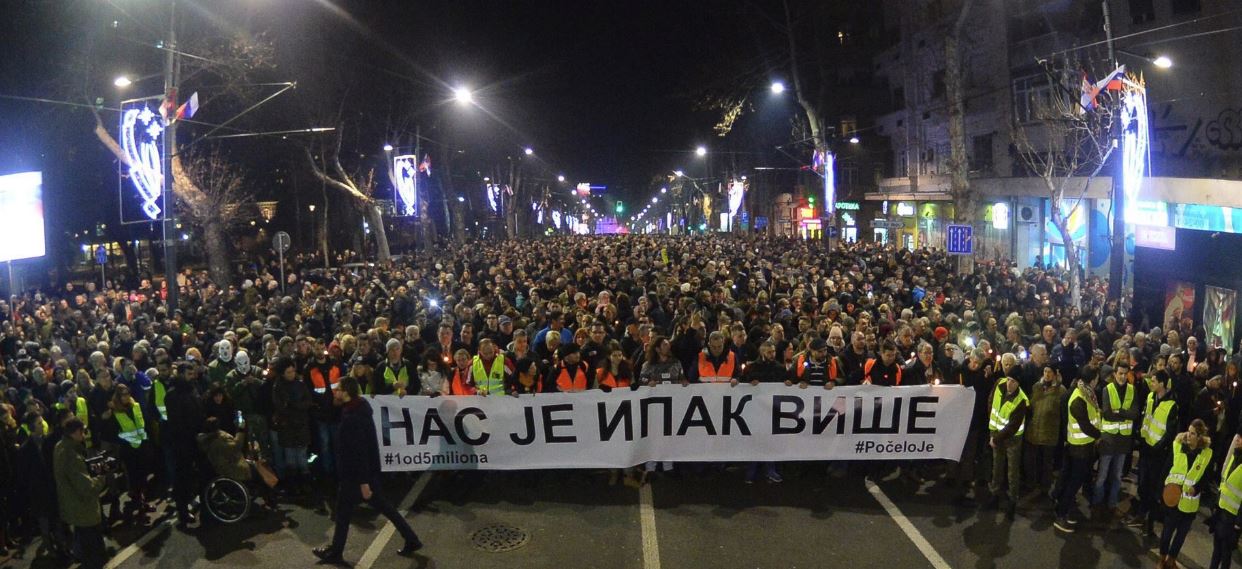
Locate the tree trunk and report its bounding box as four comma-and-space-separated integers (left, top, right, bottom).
451, 199, 467, 244
947, 0, 975, 274
320, 183, 330, 269
364, 202, 391, 263
202, 217, 232, 287
1052, 208, 1082, 309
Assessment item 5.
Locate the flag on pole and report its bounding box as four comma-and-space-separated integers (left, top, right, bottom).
174, 92, 199, 122
1080, 64, 1126, 112
419, 153, 432, 176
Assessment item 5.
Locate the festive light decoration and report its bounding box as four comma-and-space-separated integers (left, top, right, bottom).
392, 155, 418, 216
552, 210, 562, 228
486, 184, 501, 213
1120, 75, 1150, 225
120, 99, 165, 220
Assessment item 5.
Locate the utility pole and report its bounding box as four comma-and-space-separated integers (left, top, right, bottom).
1104, 0, 1125, 303
162, 0, 180, 312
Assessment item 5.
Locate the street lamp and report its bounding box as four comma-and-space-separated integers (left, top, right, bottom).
524, 147, 534, 156
114, 75, 133, 88
453, 86, 474, 104
1153, 55, 1173, 69
673, 170, 684, 177
770, 81, 785, 94
849, 136, 860, 144
383, 143, 393, 152
660, 187, 667, 194
695, 146, 707, 157
557, 174, 565, 182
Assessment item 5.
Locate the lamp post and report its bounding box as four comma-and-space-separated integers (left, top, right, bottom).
161, 0, 180, 312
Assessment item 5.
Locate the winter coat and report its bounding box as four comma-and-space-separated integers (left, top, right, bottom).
53, 437, 104, 528
337, 397, 381, 485
272, 378, 312, 448
1027, 380, 1067, 447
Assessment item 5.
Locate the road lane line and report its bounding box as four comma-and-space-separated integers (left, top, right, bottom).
356, 473, 435, 569
866, 480, 951, 569
639, 482, 661, 569
104, 518, 174, 569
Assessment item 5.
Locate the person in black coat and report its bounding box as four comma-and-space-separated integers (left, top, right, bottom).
313, 376, 421, 564
165, 362, 204, 526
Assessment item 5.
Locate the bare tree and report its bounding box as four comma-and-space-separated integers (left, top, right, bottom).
176, 150, 254, 285
305, 127, 391, 263
1011, 63, 1116, 309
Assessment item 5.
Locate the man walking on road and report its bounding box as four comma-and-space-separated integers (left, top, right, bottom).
314, 376, 422, 564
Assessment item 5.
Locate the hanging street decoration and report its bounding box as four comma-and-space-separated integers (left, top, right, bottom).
393, 155, 419, 216
1120, 73, 1149, 225
120, 97, 166, 221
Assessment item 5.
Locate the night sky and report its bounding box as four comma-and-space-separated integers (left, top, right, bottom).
0, 0, 820, 247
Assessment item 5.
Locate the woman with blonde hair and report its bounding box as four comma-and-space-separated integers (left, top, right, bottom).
1158, 418, 1212, 569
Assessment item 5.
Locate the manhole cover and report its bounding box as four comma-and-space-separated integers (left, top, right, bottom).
470, 524, 530, 552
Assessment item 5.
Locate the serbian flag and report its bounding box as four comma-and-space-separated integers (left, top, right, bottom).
1080, 65, 1126, 112
418, 153, 432, 176
174, 92, 199, 122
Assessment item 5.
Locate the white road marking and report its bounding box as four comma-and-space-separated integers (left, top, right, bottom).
104, 518, 174, 569
639, 482, 661, 569
356, 473, 435, 569
866, 479, 952, 569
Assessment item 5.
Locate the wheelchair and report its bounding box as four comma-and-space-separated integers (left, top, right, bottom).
202, 474, 252, 524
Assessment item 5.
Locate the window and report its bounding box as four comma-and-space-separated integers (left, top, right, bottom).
1171, 0, 1200, 15
971, 134, 994, 173
1012, 74, 1055, 123
1129, 0, 1155, 24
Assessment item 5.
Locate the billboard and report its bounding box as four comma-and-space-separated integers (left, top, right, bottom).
0, 171, 47, 263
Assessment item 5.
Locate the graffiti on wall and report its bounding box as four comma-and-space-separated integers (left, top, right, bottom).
1205, 109, 1242, 152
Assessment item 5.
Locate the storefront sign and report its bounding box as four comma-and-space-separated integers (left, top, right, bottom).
1134, 224, 1176, 251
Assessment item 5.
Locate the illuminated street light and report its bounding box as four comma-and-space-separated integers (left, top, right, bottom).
849, 136, 860, 144
1153, 55, 1172, 69
453, 86, 474, 104
695, 146, 707, 157
383, 143, 393, 152
652, 197, 658, 203
557, 174, 566, 182
524, 147, 534, 156
114, 75, 133, 88
673, 170, 684, 177
770, 81, 785, 94
660, 187, 667, 194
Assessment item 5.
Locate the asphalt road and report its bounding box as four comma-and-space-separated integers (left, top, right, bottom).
2, 464, 1232, 569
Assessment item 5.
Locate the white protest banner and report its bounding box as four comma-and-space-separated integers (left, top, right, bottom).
370, 384, 976, 471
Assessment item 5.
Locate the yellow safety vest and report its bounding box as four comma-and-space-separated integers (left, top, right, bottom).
1103, 382, 1136, 436
114, 401, 148, 448
1142, 393, 1175, 448
382, 362, 410, 388
1166, 442, 1213, 514
987, 381, 1028, 437
1066, 387, 1101, 446
470, 356, 506, 396
1218, 452, 1242, 516
153, 380, 168, 421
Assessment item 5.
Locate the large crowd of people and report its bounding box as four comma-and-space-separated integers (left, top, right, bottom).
1, 234, 1240, 568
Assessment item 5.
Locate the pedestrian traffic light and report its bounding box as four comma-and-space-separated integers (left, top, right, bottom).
808, 195, 816, 205
616, 201, 624, 214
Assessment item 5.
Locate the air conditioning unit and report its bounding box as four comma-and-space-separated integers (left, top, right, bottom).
1017, 205, 1037, 224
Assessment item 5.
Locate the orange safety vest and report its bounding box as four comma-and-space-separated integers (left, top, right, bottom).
697, 351, 737, 383
863, 358, 903, 386
309, 366, 342, 394
597, 368, 631, 389
556, 363, 589, 392
794, 353, 838, 381
449, 367, 477, 396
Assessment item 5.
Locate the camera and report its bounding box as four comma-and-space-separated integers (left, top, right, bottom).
86, 453, 121, 477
